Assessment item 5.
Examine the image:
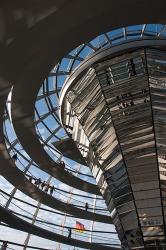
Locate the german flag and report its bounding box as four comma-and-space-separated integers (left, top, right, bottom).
75, 221, 85, 233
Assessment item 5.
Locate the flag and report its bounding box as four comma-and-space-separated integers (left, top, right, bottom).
75, 221, 85, 233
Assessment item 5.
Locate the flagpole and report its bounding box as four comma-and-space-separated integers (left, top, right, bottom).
74, 229, 76, 250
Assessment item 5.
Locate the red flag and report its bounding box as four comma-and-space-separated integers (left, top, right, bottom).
75, 221, 85, 233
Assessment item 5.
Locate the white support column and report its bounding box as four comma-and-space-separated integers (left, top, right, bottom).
89, 194, 97, 246
23, 175, 52, 249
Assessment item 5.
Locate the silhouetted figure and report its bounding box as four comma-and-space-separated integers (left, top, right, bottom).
37, 178, 42, 186
60, 161, 65, 170
68, 228, 72, 238
41, 181, 46, 190
1, 241, 8, 250
119, 104, 123, 109
12, 153, 17, 162
130, 100, 134, 106
50, 185, 54, 196
36, 178, 42, 187
44, 183, 49, 193
85, 202, 89, 211
129, 59, 136, 76
144, 98, 149, 103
